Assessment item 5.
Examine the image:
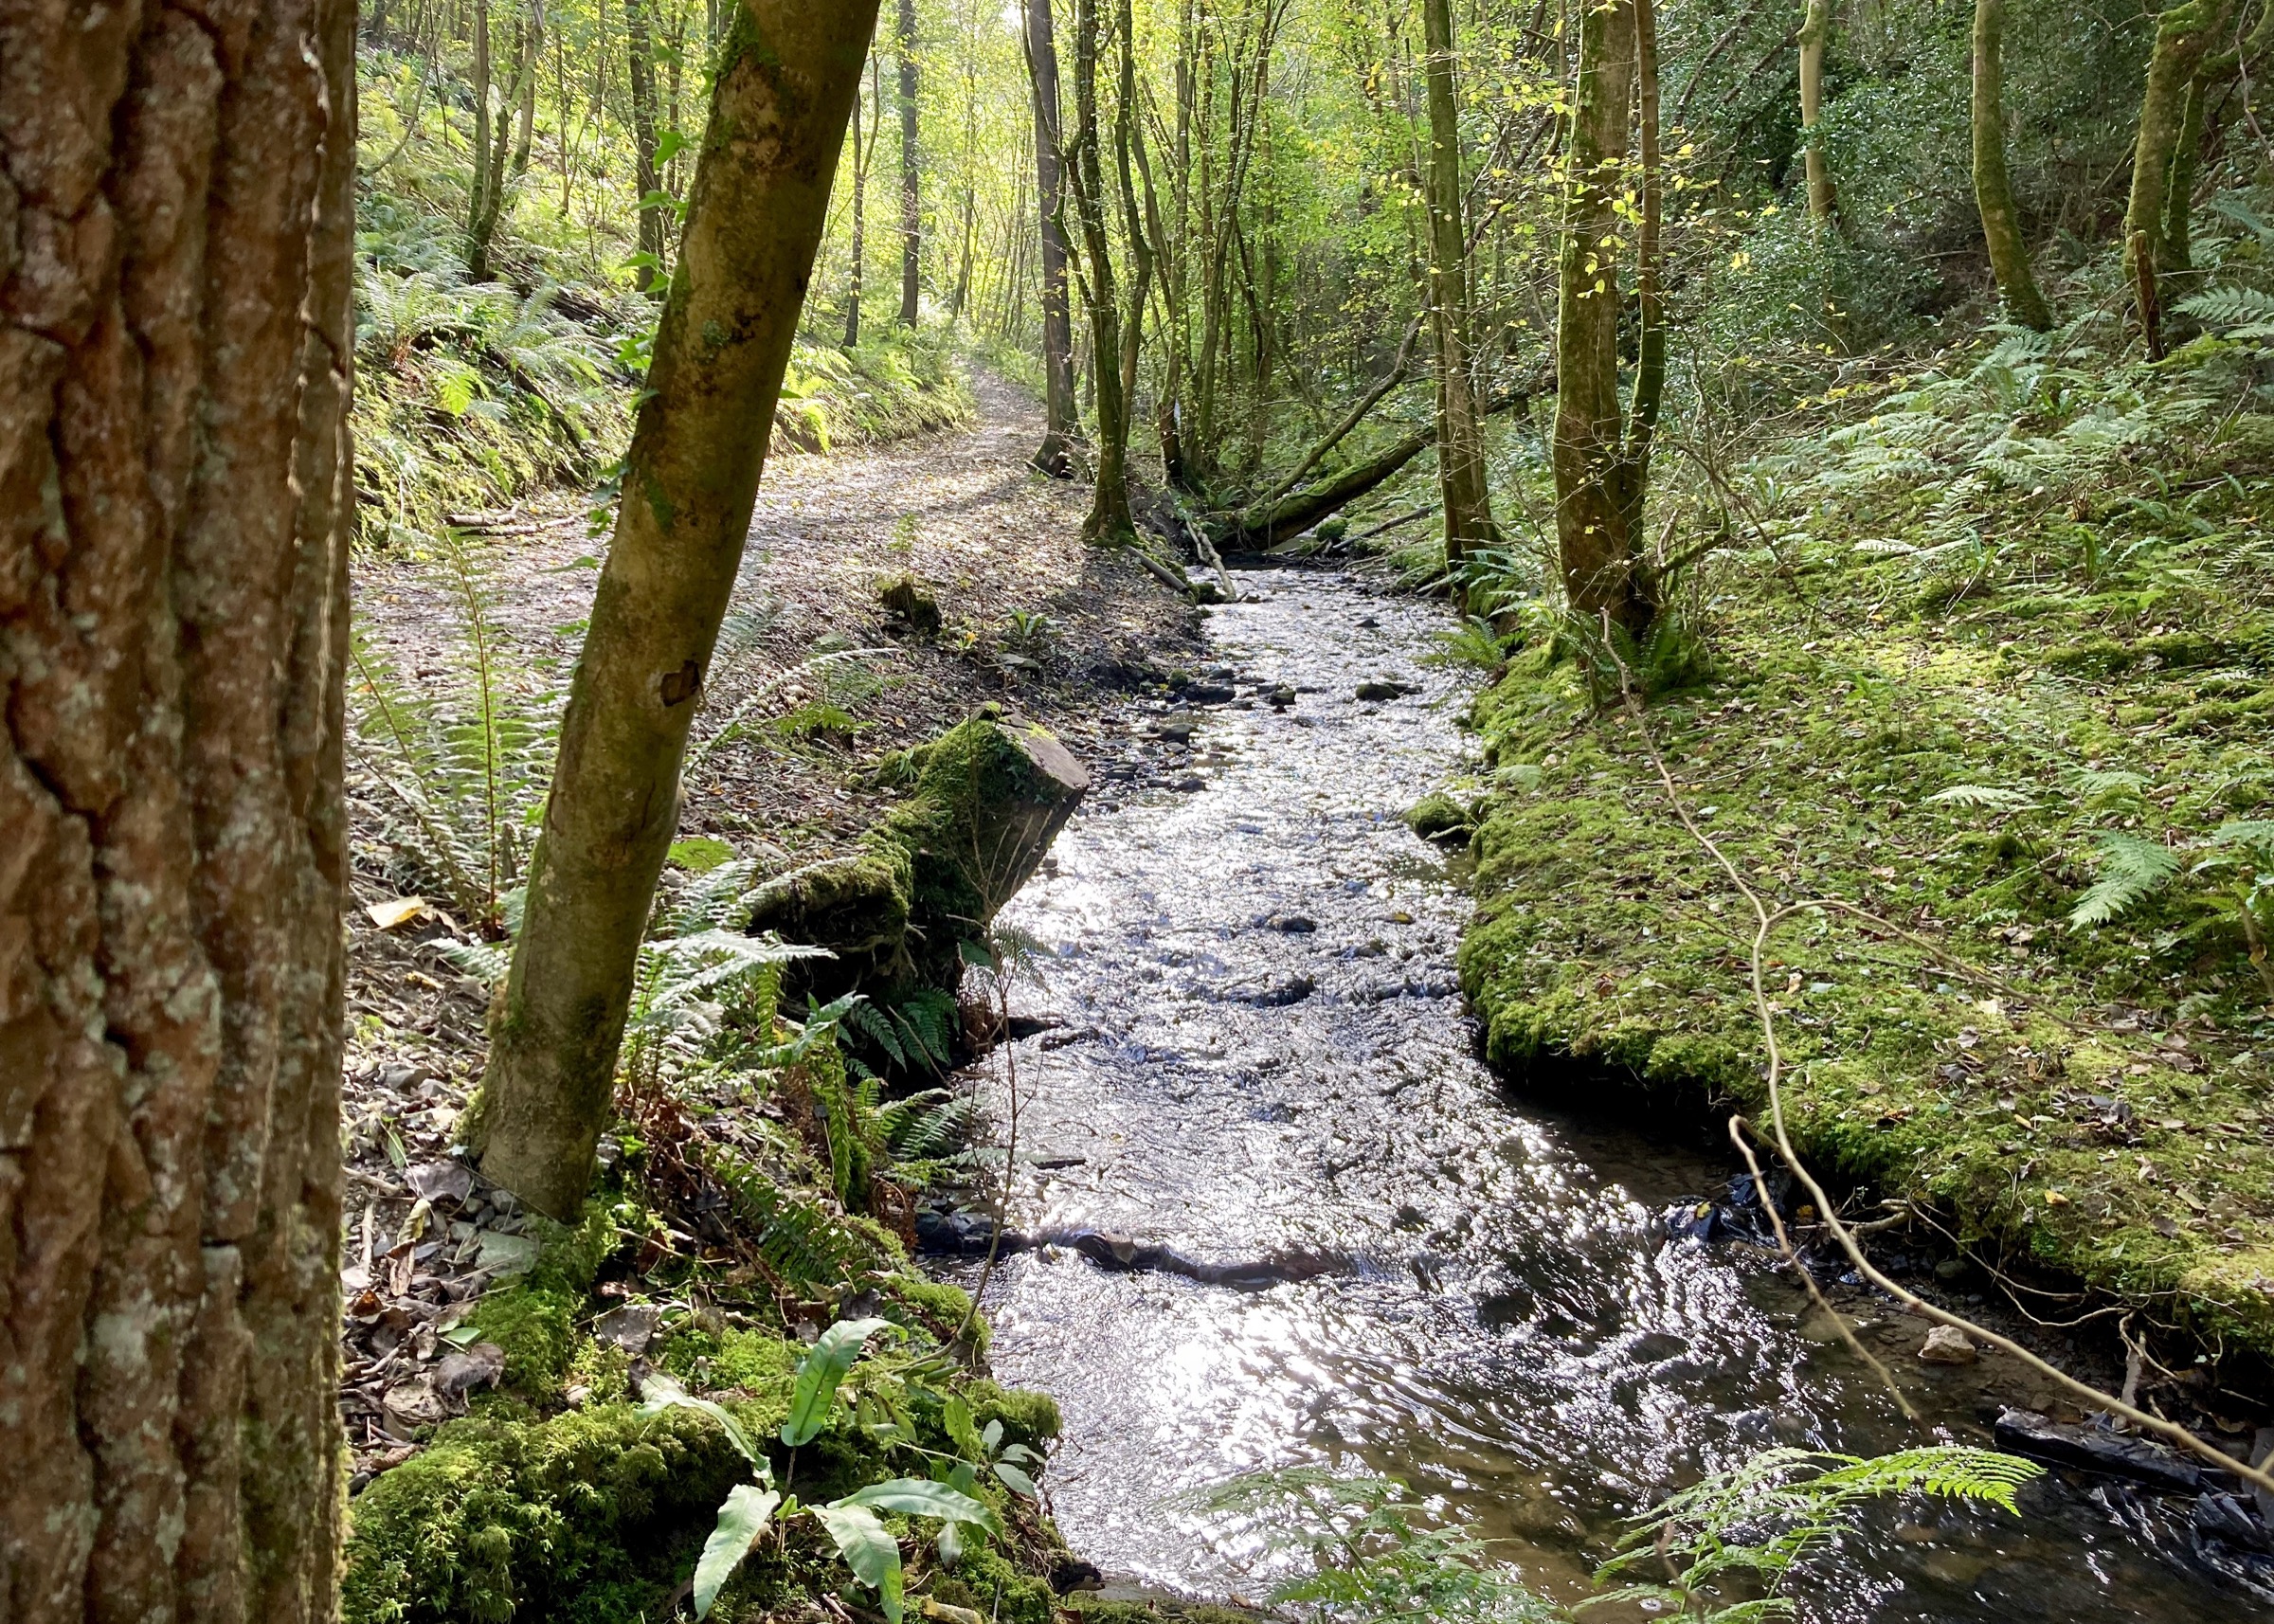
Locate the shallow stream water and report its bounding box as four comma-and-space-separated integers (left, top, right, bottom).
954, 568, 2265, 1622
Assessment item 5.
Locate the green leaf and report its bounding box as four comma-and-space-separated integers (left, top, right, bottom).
653, 128, 691, 165
1927, 784, 2034, 809
640, 1391, 767, 1471
2068, 832, 2180, 929
942, 1394, 985, 1462
991, 1459, 1039, 1500
692, 1485, 779, 1619
839, 1476, 1004, 1537
781, 1318, 897, 1447
812, 1502, 905, 1624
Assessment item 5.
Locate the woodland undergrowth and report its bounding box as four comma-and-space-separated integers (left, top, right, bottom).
1439, 192, 2274, 1374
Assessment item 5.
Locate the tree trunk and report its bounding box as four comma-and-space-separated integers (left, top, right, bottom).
469, 0, 495, 271
1553, 0, 1655, 634
1421, 0, 1497, 580
846, 58, 875, 349
2125, 0, 2235, 353
475, 0, 880, 1219
0, 0, 356, 1613
898, 0, 921, 325
626, 0, 665, 291
1798, 0, 1835, 224
2162, 73, 2210, 275
1067, 0, 1133, 539
1972, 0, 2054, 330
1025, 0, 1080, 473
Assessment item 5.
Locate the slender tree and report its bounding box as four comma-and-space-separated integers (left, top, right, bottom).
1971, 0, 2053, 330
1421, 0, 1499, 580
476, 0, 883, 1219
1065, 0, 1136, 538
1552, 0, 1666, 636
1025, 0, 1082, 472
0, 0, 356, 1613
846, 55, 882, 348
1798, 0, 1835, 225
899, 0, 923, 324
2123, 0, 2236, 354
626, 0, 666, 290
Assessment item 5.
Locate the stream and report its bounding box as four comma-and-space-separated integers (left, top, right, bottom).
951, 568, 2265, 1622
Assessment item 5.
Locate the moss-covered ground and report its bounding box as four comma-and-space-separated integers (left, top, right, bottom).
1455, 321, 2274, 1362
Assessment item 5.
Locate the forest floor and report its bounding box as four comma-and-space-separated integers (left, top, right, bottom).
331, 373, 1215, 1621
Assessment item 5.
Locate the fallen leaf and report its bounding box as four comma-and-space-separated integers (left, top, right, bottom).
2045, 1188, 2071, 1206
476, 1231, 541, 1276
435, 1342, 507, 1397
406, 1160, 474, 1206
592, 1302, 664, 1356
366, 896, 429, 931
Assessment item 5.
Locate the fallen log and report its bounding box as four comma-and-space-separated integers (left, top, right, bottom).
1210, 376, 1541, 553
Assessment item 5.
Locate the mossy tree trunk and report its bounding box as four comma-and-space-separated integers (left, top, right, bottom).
477, 0, 881, 1220
1972, 0, 2054, 330
845, 61, 872, 348
2125, 0, 2235, 354
2161, 73, 2210, 275
1798, 0, 1836, 225
1552, 0, 1665, 637
898, 0, 922, 326
1422, 0, 1500, 586
1025, 0, 1082, 475
0, 0, 357, 1612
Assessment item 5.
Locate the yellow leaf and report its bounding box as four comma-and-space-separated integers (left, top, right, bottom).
2044, 1189, 2071, 1206
367, 896, 429, 931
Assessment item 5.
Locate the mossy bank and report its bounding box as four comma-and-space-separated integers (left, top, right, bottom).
1452, 326, 2274, 1364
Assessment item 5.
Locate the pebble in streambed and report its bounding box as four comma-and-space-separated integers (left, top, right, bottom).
940, 569, 2260, 1624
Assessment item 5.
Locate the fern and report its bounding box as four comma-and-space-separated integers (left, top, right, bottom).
1927, 784, 2035, 810
2175, 283, 2274, 339
2067, 831, 2181, 929
1595, 1446, 2039, 1621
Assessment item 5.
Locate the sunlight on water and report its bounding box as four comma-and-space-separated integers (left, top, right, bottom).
953, 570, 2260, 1623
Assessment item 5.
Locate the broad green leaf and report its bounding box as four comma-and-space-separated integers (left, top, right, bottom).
692, 1485, 779, 1619
936, 1520, 965, 1567
781, 1318, 897, 1447
839, 1476, 1003, 1537
991, 1460, 1039, 1500
640, 1391, 767, 1471
943, 1394, 985, 1461
813, 1502, 905, 1624
981, 1418, 1003, 1453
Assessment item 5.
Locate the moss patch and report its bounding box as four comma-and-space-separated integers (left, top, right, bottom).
1461, 424, 2274, 1358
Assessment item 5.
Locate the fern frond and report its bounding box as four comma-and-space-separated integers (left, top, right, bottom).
2068, 832, 2180, 928
1928, 784, 2035, 809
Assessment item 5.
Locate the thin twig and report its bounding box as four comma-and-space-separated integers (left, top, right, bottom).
1726, 1116, 1918, 1419
1605, 627, 2274, 1495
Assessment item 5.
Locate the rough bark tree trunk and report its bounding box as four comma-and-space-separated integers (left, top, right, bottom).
1421, 0, 1498, 582
2125, 0, 2235, 353
1972, 0, 2054, 330
475, 0, 881, 1219
2162, 73, 2210, 274
0, 0, 357, 1614
626, 0, 665, 291
1025, 0, 1081, 474
898, 0, 921, 325
1798, 0, 1835, 225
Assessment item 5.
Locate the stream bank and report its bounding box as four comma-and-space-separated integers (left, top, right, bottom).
954, 567, 2270, 1622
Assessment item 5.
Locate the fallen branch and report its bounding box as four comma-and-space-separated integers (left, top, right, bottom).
1605, 627, 2274, 1498
1256, 317, 1422, 506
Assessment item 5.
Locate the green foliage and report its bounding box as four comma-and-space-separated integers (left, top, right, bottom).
349, 538, 559, 932
647, 1321, 1006, 1621
2067, 832, 2180, 929
1595, 1448, 2039, 1620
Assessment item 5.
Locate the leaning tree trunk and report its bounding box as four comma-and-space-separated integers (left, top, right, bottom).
898, 0, 922, 326
1025, 0, 1081, 474
2125, 0, 2235, 354
1972, 0, 2054, 330
476, 0, 881, 1219
1553, 0, 1655, 634
1798, 0, 1835, 225
1422, 0, 1498, 579
0, 0, 356, 1615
